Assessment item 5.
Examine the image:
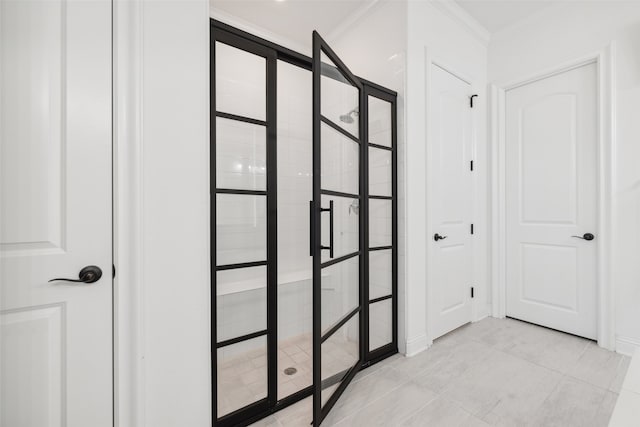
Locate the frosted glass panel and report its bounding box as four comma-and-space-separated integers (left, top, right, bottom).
321, 313, 359, 405
369, 147, 391, 197
320, 51, 359, 138
369, 199, 392, 247
216, 118, 266, 191
321, 255, 359, 334
369, 300, 392, 351
217, 336, 267, 417
215, 42, 266, 121
368, 96, 392, 147
369, 250, 392, 299
217, 194, 266, 265
321, 122, 359, 196
216, 266, 266, 341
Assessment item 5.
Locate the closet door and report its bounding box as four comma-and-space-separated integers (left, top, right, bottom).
311, 31, 364, 426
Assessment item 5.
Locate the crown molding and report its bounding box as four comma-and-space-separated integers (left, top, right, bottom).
325, 0, 383, 43
429, 0, 491, 46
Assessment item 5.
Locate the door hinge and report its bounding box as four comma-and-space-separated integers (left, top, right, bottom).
470, 160, 474, 171
471, 287, 475, 298
470, 94, 478, 108
470, 224, 474, 235
112, 264, 116, 279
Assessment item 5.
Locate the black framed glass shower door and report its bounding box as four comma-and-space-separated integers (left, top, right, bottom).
311, 31, 364, 426
212, 19, 398, 427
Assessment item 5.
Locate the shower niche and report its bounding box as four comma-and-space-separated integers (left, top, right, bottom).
212, 21, 397, 426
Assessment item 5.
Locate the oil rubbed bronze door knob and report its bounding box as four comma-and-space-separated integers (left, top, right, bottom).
49, 265, 103, 284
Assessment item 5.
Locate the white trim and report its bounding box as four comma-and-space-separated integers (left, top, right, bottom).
113, 0, 145, 425
425, 50, 480, 341
490, 44, 617, 350
325, 0, 382, 43
616, 336, 640, 357
404, 333, 430, 357
429, 0, 491, 46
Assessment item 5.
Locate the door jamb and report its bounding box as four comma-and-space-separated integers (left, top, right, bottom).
425, 50, 479, 343
489, 44, 617, 350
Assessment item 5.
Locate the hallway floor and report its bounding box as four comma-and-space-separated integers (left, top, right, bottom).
251, 317, 630, 426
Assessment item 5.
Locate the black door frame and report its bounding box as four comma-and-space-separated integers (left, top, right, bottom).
211, 19, 398, 427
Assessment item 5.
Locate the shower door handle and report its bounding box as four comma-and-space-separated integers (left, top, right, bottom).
320, 200, 334, 258
310, 201, 315, 256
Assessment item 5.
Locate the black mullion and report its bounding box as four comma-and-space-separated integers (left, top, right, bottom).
210, 26, 218, 424
216, 260, 267, 271
215, 111, 267, 127
320, 189, 359, 199
369, 195, 392, 200
369, 245, 392, 252
216, 188, 267, 196
216, 330, 268, 349
368, 142, 393, 151
320, 306, 360, 344
265, 48, 278, 408
320, 115, 361, 145
391, 89, 398, 353
369, 294, 392, 305
311, 31, 322, 427
361, 83, 370, 367
320, 250, 359, 269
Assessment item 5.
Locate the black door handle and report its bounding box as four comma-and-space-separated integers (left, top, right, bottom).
320, 200, 334, 258
572, 233, 595, 241
434, 233, 447, 242
49, 265, 103, 284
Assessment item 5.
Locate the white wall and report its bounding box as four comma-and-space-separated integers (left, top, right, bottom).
116, 1, 211, 425
488, 2, 640, 354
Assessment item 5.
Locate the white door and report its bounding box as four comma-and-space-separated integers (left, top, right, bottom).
505, 62, 597, 339
429, 64, 474, 339
1, 0, 113, 425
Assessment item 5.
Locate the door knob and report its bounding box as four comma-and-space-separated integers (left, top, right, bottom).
49, 265, 103, 284
572, 233, 595, 241
434, 233, 447, 242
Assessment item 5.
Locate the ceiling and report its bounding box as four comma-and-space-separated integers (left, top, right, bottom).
455, 0, 555, 33
212, 0, 373, 50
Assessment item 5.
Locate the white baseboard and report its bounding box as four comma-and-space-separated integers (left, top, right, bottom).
404, 334, 430, 357
616, 335, 640, 356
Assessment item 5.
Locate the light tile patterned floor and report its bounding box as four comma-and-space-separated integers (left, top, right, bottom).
218, 332, 359, 416
250, 317, 630, 426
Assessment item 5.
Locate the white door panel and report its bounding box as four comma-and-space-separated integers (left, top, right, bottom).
1, 0, 113, 425
505, 63, 597, 339
430, 65, 473, 339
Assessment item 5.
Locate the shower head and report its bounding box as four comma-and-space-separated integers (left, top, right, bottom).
339, 114, 355, 124
339, 107, 359, 124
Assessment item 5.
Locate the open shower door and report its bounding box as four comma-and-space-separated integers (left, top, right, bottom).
311, 31, 364, 425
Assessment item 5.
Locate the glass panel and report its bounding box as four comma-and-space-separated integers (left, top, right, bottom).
320, 51, 359, 138
216, 266, 266, 342
321, 122, 359, 196
215, 41, 266, 121
368, 96, 392, 147
217, 194, 266, 266
277, 60, 313, 399
368, 147, 391, 197
369, 300, 392, 351
369, 250, 392, 300
217, 335, 268, 417
216, 117, 266, 191
320, 195, 359, 264
321, 313, 359, 405
369, 199, 392, 247
321, 255, 359, 334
